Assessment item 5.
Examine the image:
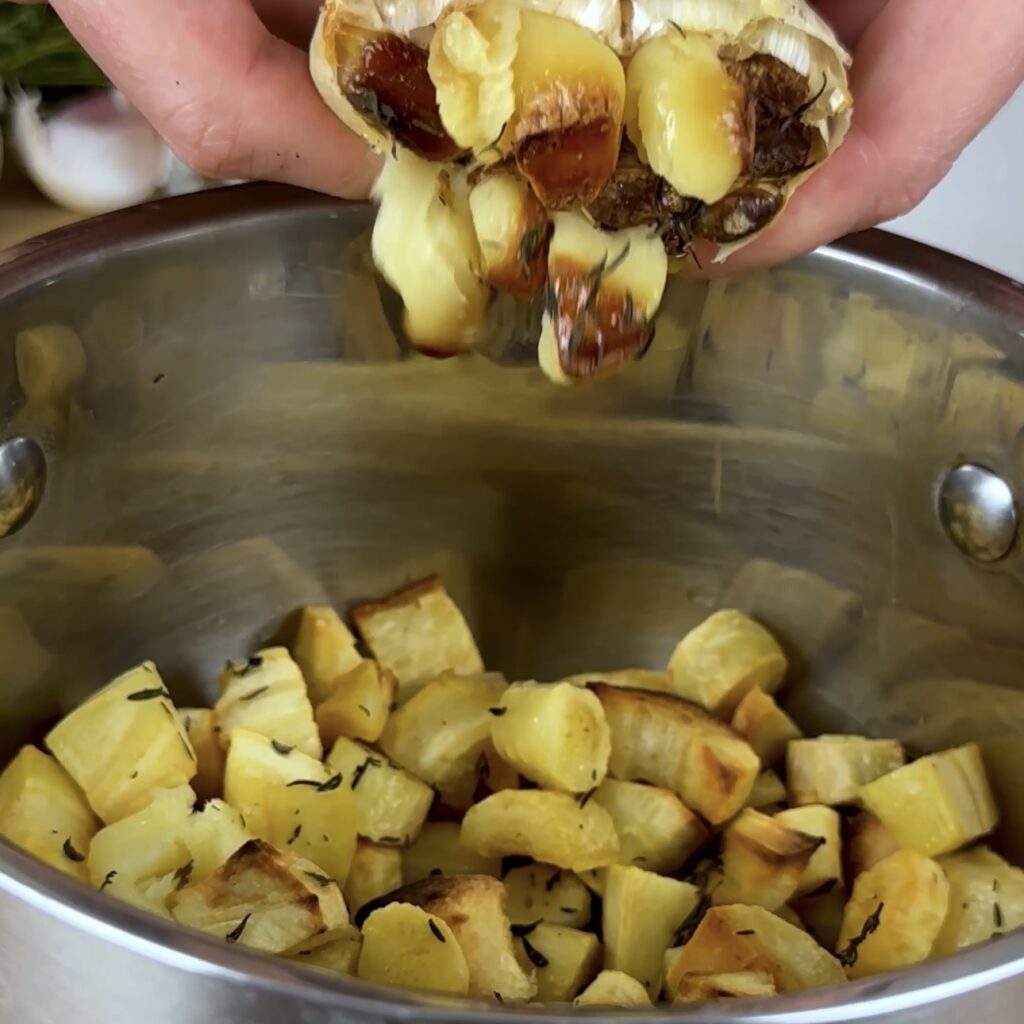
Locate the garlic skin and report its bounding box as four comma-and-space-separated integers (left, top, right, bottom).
12, 90, 174, 216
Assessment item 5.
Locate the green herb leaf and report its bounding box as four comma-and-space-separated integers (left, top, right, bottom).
127, 687, 169, 702
837, 903, 884, 968
0, 5, 108, 89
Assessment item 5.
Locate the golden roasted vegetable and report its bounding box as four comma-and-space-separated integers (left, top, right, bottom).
292, 605, 363, 706
490, 681, 611, 793
14, 324, 86, 402
344, 841, 403, 915
603, 865, 702, 998
0, 745, 99, 883
575, 969, 652, 1007
178, 708, 225, 801
503, 863, 592, 929
223, 730, 357, 885
667, 904, 846, 993
592, 778, 708, 874
562, 669, 671, 692
378, 671, 506, 808
835, 849, 949, 980
46, 662, 196, 824
351, 576, 484, 691
514, 923, 602, 1002
858, 744, 998, 857
460, 790, 619, 872
326, 737, 434, 846
169, 839, 349, 954
315, 659, 397, 746
288, 925, 363, 975
775, 805, 843, 898
845, 811, 900, 880
216, 648, 322, 760
358, 902, 470, 994
672, 970, 777, 1003
786, 736, 905, 807
592, 683, 759, 825
745, 770, 787, 810
667, 610, 787, 718
713, 809, 823, 911
731, 688, 803, 767
933, 847, 1024, 955
403, 821, 501, 885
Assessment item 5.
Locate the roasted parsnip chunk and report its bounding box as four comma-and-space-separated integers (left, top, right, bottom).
714, 809, 823, 911
216, 648, 322, 760
858, 744, 998, 857
934, 847, 1024, 955
358, 903, 470, 995
344, 841, 403, 915
731, 688, 803, 767
593, 778, 708, 874
746, 770, 787, 810
288, 924, 362, 975
514, 923, 602, 1002
845, 811, 900, 880
169, 839, 349, 954
592, 684, 759, 825
540, 213, 667, 383
371, 152, 490, 354
315, 659, 397, 746
668, 610, 787, 718
0, 745, 99, 883
503, 863, 592, 929
776, 805, 843, 898
326, 737, 433, 846
836, 849, 949, 980
292, 606, 363, 706
378, 671, 506, 808
178, 708, 225, 801
351, 575, 484, 691
403, 821, 501, 886
786, 736, 905, 807
358, 874, 536, 1001
460, 790, 619, 872
223, 730, 357, 885
672, 970, 777, 1003
491, 681, 611, 793
667, 905, 846, 993
46, 662, 196, 824
575, 969, 652, 1007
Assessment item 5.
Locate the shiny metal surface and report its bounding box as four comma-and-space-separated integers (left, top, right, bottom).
0, 436, 46, 537
938, 463, 1018, 562
1, 183, 1024, 1023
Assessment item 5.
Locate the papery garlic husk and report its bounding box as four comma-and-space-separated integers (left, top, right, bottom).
371, 148, 491, 354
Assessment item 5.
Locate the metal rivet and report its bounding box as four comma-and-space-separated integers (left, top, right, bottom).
0, 437, 47, 539
938, 463, 1017, 563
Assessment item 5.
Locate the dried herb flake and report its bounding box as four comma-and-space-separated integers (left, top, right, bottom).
173, 860, 194, 890
429, 919, 446, 943
837, 903, 884, 968
271, 740, 294, 755
488, 707, 507, 717
994, 903, 1005, 929
225, 913, 252, 944
672, 894, 710, 947
62, 837, 85, 863
240, 686, 269, 702
99, 870, 117, 891
127, 687, 168, 702
304, 871, 335, 888
544, 871, 562, 892
521, 934, 549, 969
511, 920, 541, 938
577, 787, 597, 809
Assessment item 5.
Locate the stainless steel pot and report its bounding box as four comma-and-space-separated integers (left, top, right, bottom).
1, 184, 1023, 1023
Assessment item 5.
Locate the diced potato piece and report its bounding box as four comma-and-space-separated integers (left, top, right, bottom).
169, 839, 348, 953
592, 684, 759, 825
562, 669, 671, 693
46, 662, 196, 824
776, 805, 843, 898
0, 746, 99, 883
575, 970, 652, 1007
15, 324, 86, 402
514, 923, 602, 1002
178, 708, 224, 802
351, 576, 484, 690
713, 809, 823, 911
326, 737, 434, 845
461, 790, 619, 872
292, 605, 362, 705
625, 32, 749, 204
344, 841, 403, 915
667, 904, 846, 993
667, 610, 787, 718
378, 671, 506, 809
358, 874, 536, 1001
731, 689, 803, 767
793, 884, 848, 952
858, 744, 998, 857
216, 648, 321, 760
491, 681, 610, 793
845, 811, 900, 879
593, 779, 708, 874
934, 847, 1024, 955
223, 730, 357, 885
358, 903, 470, 995
672, 970, 777, 1003
836, 850, 949, 980
403, 821, 501, 885
315, 659, 397, 746
787, 736, 905, 807
288, 925, 362, 975
746, 770, 787, 809
503, 863, 592, 929
603, 865, 702, 998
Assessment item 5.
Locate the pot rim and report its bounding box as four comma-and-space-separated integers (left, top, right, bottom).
0, 183, 1022, 1020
